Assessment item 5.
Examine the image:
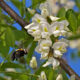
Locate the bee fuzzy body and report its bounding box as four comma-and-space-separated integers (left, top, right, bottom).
11, 49, 27, 61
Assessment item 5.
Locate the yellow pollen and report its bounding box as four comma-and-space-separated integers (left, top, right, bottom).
56, 26, 59, 30
37, 19, 41, 23
58, 46, 63, 51
32, 29, 36, 31
44, 27, 48, 32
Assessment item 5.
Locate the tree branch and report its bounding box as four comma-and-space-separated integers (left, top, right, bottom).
0, 0, 28, 28
57, 58, 80, 80
0, 0, 80, 80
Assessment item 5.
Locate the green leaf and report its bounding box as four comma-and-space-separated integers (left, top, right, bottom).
47, 68, 57, 80
57, 8, 66, 19
26, 41, 36, 64
77, 51, 80, 57
0, 62, 24, 71
0, 13, 14, 24
10, 0, 25, 17
75, 0, 80, 12
5, 27, 15, 47
68, 34, 80, 40
0, 77, 5, 80
32, 0, 46, 9
66, 9, 78, 33
13, 30, 27, 41
61, 69, 68, 80
19, 74, 29, 80
78, 14, 80, 27
24, 35, 33, 48
25, 9, 33, 23
0, 40, 9, 58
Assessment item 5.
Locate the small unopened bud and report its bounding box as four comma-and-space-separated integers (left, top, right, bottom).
27, 8, 35, 15
39, 71, 47, 80
5, 68, 16, 72
30, 56, 37, 69
56, 74, 63, 80
69, 75, 75, 80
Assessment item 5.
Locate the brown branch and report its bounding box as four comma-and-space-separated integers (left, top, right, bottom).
0, 0, 28, 28
0, 0, 80, 80
57, 58, 80, 80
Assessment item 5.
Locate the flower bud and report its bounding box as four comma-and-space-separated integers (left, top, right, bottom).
5, 68, 16, 72
30, 56, 37, 69
39, 71, 47, 80
69, 75, 75, 80
56, 74, 63, 80
27, 8, 35, 15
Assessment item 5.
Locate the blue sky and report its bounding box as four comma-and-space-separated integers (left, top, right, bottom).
1, 0, 80, 76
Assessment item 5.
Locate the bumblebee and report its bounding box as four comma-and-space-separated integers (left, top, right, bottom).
11, 49, 27, 61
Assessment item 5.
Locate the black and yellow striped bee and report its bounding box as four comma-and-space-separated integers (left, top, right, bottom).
11, 49, 27, 61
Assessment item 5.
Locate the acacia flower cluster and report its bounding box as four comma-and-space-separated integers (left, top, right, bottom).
25, 1, 69, 71
46, 0, 75, 15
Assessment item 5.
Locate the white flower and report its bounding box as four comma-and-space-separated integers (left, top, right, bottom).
24, 22, 34, 29
43, 57, 60, 70
27, 23, 41, 41
51, 4, 60, 15
59, 0, 67, 4
59, 38, 69, 44
50, 20, 69, 37
41, 8, 50, 18
69, 75, 75, 80
49, 16, 60, 22
60, 20, 69, 28
39, 71, 47, 80
30, 56, 37, 69
35, 39, 52, 53
65, 1, 75, 10
35, 39, 52, 59
40, 22, 51, 39
34, 36, 41, 41
40, 52, 48, 59
56, 74, 63, 80
5, 68, 16, 72
32, 14, 46, 24
52, 41, 68, 53
39, 2, 51, 17
47, 0, 59, 15
54, 50, 63, 58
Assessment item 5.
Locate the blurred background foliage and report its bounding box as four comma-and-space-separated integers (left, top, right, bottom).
0, 0, 80, 80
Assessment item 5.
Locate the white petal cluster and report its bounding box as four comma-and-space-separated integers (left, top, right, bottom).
39, 2, 52, 17
38, 71, 47, 80
36, 39, 52, 59
53, 39, 68, 58
43, 57, 60, 70
51, 20, 69, 37
45, 0, 75, 15
30, 56, 37, 69
25, 1, 69, 70
64, 1, 75, 11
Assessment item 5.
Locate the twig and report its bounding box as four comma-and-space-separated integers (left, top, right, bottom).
0, 0, 80, 80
